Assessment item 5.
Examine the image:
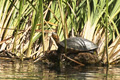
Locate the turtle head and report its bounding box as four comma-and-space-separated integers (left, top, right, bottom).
52, 32, 59, 45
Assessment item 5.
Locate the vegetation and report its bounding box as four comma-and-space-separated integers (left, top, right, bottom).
0, 0, 120, 65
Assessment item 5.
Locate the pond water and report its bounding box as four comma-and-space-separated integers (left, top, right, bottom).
0, 59, 120, 80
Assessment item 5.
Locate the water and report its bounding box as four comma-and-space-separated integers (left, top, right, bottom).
0, 59, 120, 80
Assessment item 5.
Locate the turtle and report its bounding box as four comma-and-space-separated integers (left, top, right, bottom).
42, 33, 100, 66
52, 32, 98, 55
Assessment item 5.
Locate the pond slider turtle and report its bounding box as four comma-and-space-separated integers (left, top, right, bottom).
52, 33, 98, 54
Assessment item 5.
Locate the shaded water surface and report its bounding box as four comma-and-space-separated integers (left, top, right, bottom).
0, 59, 120, 80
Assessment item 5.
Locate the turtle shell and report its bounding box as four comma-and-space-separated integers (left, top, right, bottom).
59, 37, 97, 52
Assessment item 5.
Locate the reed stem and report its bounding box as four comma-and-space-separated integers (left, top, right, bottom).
40, 0, 45, 54
58, 0, 67, 53
105, 0, 109, 66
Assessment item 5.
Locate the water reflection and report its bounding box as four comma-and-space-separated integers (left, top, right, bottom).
0, 59, 120, 80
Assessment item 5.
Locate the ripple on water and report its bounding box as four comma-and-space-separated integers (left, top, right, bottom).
0, 59, 120, 80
